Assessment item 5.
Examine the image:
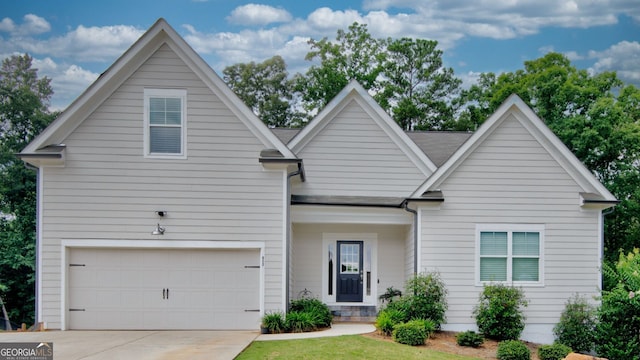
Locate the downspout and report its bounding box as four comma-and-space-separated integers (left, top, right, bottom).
402, 200, 418, 277
285, 162, 304, 311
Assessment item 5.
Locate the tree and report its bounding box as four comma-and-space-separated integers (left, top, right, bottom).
378, 38, 461, 130
223, 55, 303, 127
458, 52, 640, 261
0, 54, 56, 325
297, 22, 384, 114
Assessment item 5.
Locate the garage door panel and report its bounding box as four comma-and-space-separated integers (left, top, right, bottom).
68, 248, 261, 330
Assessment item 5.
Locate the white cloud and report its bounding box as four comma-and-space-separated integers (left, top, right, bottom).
32, 57, 99, 111
0, 14, 50, 36
589, 41, 640, 85
17, 24, 144, 62
363, 0, 632, 38
307, 7, 363, 30
227, 4, 292, 26
0, 18, 16, 33
459, 70, 483, 90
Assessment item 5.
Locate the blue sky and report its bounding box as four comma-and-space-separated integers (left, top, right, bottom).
1, 0, 639, 110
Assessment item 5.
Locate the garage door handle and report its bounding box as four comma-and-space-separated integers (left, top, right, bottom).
167, 288, 169, 299
163, 288, 166, 299
244, 309, 260, 312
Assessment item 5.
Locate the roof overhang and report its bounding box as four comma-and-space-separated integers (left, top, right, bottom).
17, 144, 66, 167
580, 192, 620, 210
259, 149, 305, 181
292, 191, 445, 208
292, 195, 405, 208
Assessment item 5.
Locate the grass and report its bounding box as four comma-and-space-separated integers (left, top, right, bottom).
236, 335, 481, 360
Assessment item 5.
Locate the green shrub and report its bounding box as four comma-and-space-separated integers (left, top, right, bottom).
384, 296, 411, 321
419, 318, 436, 338
595, 248, 640, 360
379, 286, 402, 303
456, 330, 484, 348
289, 298, 332, 328
496, 340, 531, 360
285, 311, 316, 333
375, 308, 406, 336
392, 320, 428, 346
404, 272, 448, 329
553, 294, 596, 353
537, 343, 572, 360
261, 312, 285, 334
473, 284, 528, 340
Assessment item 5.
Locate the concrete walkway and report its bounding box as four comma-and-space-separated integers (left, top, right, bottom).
256, 323, 376, 341
0, 324, 375, 359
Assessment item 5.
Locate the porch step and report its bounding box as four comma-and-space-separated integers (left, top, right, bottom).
329, 306, 377, 323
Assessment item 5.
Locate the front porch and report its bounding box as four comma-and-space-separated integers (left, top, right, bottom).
290, 205, 414, 318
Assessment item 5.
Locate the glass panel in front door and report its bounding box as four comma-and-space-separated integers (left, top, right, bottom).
340, 244, 360, 273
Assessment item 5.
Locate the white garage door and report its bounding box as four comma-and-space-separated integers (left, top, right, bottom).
67, 248, 261, 330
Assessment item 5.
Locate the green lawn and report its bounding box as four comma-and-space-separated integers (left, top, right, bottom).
235, 335, 481, 360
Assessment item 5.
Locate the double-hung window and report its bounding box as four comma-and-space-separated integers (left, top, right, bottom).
144, 89, 187, 158
476, 224, 543, 285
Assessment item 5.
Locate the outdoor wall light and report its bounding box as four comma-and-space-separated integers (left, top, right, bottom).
151, 223, 165, 235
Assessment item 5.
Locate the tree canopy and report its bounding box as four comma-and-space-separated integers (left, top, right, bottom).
297, 22, 385, 115
457, 52, 640, 261
222, 55, 304, 128
0, 54, 56, 325
378, 37, 461, 130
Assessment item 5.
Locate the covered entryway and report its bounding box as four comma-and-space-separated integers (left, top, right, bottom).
67, 248, 260, 330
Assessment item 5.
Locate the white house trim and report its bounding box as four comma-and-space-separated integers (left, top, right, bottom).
36, 167, 43, 325
59, 239, 265, 330
412, 94, 616, 203
321, 233, 378, 306
143, 88, 188, 159
474, 224, 545, 287
292, 205, 412, 225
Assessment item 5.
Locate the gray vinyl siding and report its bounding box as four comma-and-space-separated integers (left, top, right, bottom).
39, 44, 285, 328
292, 99, 426, 197
420, 114, 601, 332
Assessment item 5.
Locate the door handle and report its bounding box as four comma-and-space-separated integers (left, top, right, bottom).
166, 288, 169, 299
163, 288, 166, 299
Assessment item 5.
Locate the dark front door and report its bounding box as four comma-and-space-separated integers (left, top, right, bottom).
336, 241, 363, 302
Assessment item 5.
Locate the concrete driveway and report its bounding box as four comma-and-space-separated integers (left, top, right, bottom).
0, 330, 258, 360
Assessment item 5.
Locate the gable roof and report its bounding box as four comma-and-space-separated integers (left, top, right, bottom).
21, 18, 295, 160
411, 94, 617, 203
287, 80, 437, 175
271, 128, 470, 167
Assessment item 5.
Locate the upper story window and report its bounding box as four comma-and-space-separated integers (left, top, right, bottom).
476, 224, 544, 286
144, 89, 187, 158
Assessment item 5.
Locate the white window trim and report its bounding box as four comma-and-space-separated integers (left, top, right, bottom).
475, 224, 545, 287
144, 88, 187, 159
321, 233, 378, 306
